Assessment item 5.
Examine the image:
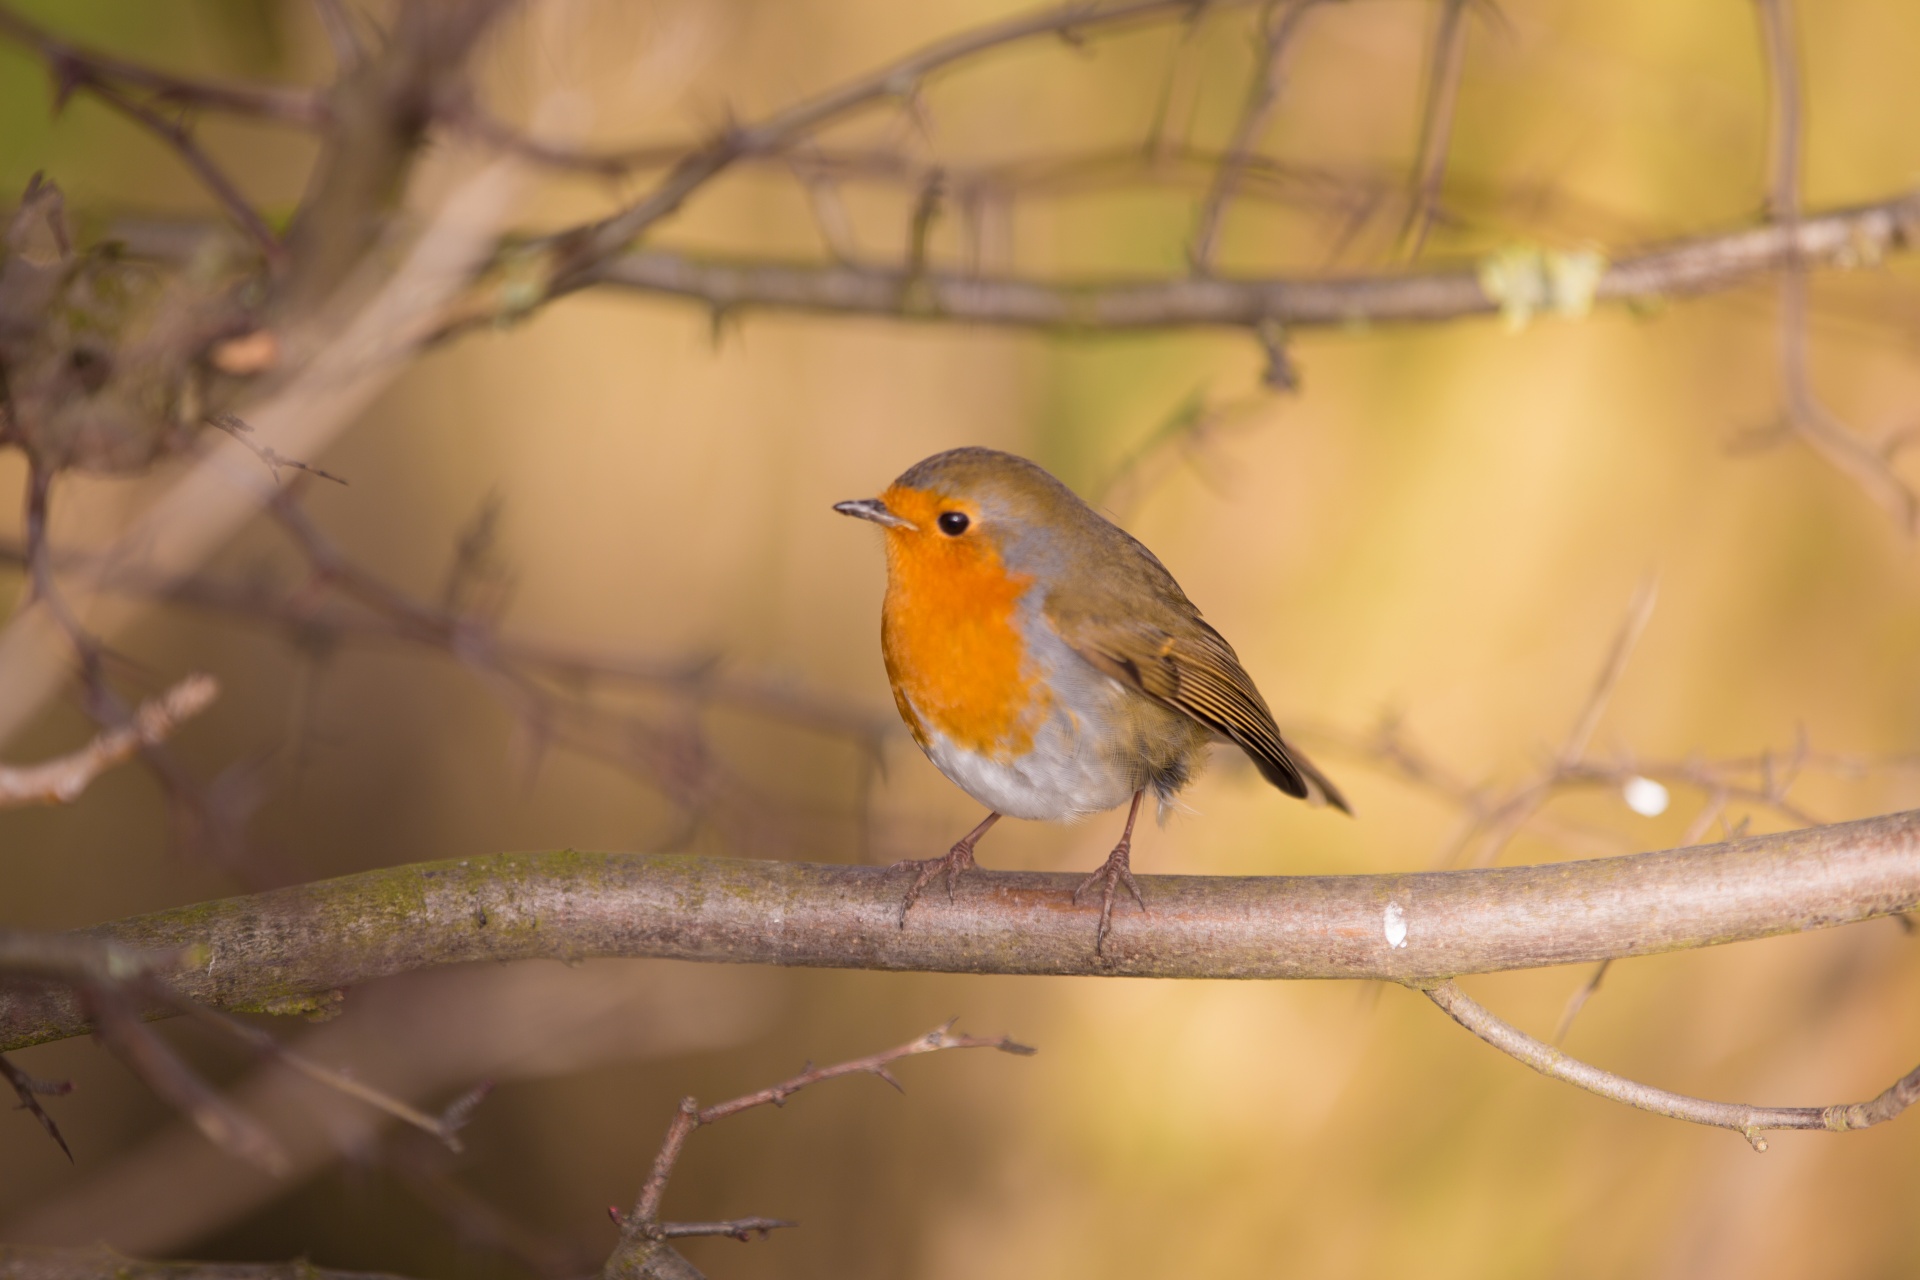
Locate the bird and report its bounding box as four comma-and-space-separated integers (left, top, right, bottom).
835, 446, 1349, 951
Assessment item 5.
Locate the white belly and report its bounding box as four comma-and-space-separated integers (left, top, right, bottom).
918, 717, 1137, 820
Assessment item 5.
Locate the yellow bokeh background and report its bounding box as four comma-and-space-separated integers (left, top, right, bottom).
2, 2, 1918, 1277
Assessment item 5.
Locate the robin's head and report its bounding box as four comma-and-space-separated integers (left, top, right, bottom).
833, 447, 1087, 574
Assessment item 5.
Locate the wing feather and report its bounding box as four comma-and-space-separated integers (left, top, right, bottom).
1060, 615, 1351, 814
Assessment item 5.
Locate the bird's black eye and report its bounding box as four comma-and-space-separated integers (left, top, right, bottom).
937, 511, 970, 536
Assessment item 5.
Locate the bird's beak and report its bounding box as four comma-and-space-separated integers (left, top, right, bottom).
833, 498, 915, 530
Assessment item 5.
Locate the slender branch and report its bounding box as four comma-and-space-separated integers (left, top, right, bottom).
1551, 957, 1610, 1043
1752, 0, 1918, 531
1424, 979, 1920, 1150
0, 5, 329, 124
551, 0, 1253, 279
563, 189, 1920, 332
0, 532, 888, 744
609, 1022, 1030, 1278
1188, 0, 1330, 272
651, 1220, 795, 1242
63, 78, 286, 267
83, 983, 292, 1174
5, 807, 1918, 1053
0, 674, 218, 807
1457, 582, 1658, 866
1, 1052, 73, 1160
1393, 0, 1473, 259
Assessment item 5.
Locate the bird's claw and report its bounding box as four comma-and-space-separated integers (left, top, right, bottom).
892, 841, 978, 927
1073, 840, 1148, 954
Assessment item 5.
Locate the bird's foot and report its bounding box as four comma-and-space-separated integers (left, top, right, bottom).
1072, 838, 1148, 954
892, 841, 979, 927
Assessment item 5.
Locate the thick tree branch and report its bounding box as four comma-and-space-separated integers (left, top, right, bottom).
1424, 980, 1920, 1150
4, 808, 1916, 1052
562, 190, 1920, 331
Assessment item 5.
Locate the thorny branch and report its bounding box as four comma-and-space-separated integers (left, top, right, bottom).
0, 6, 328, 125
606, 1023, 1032, 1279
1, 1051, 73, 1160
547, 0, 1247, 284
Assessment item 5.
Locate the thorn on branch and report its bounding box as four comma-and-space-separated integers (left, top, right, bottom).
208, 413, 349, 486
2, 1052, 75, 1161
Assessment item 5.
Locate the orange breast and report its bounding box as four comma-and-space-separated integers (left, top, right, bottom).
879, 494, 1047, 759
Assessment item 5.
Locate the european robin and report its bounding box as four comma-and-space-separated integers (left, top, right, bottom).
836, 447, 1349, 950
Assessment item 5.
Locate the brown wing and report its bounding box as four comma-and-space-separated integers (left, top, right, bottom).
1061, 616, 1352, 814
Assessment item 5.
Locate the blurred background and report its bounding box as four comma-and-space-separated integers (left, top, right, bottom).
1, 1, 1919, 1277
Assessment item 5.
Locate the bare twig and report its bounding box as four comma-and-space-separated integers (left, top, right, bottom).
207, 414, 349, 487
611, 1022, 1031, 1276
0, 673, 218, 807
651, 1219, 795, 1242
1551, 957, 1610, 1044
1393, 0, 1474, 259
1189, 0, 1331, 272
1458, 582, 1658, 866
82, 984, 291, 1174
68, 78, 287, 267
1752, 0, 1918, 531
1, 1052, 73, 1160
1424, 979, 1920, 1150
551, 0, 1258, 281
0, 5, 329, 124
177, 1001, 484, 1152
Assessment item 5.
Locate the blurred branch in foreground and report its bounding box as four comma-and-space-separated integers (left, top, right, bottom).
0, 928, 484, 1174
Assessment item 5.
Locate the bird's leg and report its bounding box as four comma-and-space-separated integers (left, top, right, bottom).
1073, 790, 1149, 953
893, 811, 1001, 927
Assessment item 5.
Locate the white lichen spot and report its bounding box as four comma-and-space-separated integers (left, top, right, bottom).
1546, 248, 1607, 318
1477, 244, 1549, 332
1623, 775, 1670, 817
1477, 244, 1609, 330
1383, 901, 1409, 950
